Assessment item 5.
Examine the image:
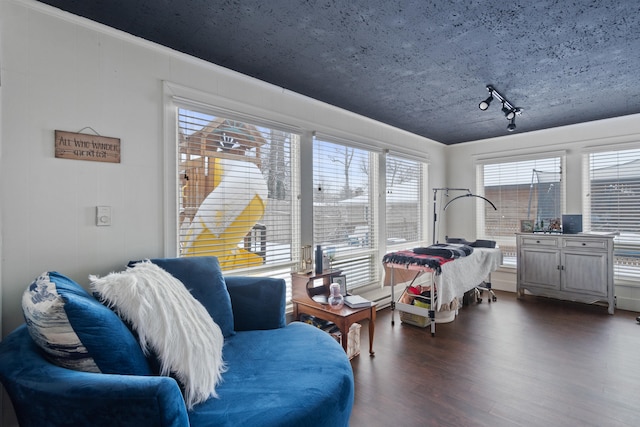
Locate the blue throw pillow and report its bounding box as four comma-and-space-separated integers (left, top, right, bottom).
147, 257, 235, 337
22, 271, 152, 375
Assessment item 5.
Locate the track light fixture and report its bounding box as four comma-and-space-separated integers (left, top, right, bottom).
479, 95, 493, 110
479, 85, 522, 132
501, 102, 516, 120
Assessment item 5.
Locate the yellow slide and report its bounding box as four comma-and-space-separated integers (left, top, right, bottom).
182, 157, 268, 269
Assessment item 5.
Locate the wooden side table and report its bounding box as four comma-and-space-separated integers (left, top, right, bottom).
291, 271, 375, 356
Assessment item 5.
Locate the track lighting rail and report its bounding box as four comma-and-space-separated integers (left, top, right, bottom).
479, 85, 523, 132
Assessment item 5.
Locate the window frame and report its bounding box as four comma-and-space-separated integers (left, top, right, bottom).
163, 81, 431, 300
583, 143, 640, 283
164, 83, 303, 279
312, 134, 380, 291
385, 153, 429, 251
475, 151, 567, 266
175, 107, 300, 274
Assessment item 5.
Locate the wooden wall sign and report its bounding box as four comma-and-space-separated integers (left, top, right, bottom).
55, 130, 121, 163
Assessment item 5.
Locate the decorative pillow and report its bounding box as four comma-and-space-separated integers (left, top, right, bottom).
21, 271, 152, 375
90, 261, 226, 409
147, 256, 235, 337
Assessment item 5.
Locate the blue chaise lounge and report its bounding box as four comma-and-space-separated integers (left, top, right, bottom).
0, 256, 354, 426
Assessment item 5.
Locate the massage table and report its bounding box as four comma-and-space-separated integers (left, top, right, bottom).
383, 247, 503, 336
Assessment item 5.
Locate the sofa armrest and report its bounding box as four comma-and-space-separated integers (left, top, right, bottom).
0, 326, 189, 427
224, 276, 286, 331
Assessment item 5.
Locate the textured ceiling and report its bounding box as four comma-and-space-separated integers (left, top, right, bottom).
37, 0, 640, 144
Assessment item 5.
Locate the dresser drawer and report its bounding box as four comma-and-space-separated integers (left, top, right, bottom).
520, 236, 559, 247
563, 239, 608, 250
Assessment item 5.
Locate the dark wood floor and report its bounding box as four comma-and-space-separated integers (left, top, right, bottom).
349, 291, 640, 427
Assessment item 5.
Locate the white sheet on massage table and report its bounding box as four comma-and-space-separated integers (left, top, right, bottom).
434, 247, 503, 310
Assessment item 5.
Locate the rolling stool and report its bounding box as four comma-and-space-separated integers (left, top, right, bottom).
475, 280, 497, 303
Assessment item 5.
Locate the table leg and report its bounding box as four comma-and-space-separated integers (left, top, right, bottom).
390, 267, 395, 326
368, 307, 376, 356
337, 319, 349, 353
428, 308, 436, 337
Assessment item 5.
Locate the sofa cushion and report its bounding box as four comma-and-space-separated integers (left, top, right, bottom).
90, 261, 226, 409
188, 322, 354, 426
147, 256, 235, 337
21, 271, 152, 375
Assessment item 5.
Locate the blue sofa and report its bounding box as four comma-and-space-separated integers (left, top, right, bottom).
0, 258, 354, 426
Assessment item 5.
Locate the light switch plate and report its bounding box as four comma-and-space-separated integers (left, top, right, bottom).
96, 206, 111, 226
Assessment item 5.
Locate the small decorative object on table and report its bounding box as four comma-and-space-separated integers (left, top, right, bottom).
325, 246, 336, 271
331, 275, 347, 296
327, 283, 344, 310
520, 219, 534, 233
315, 245, 323, 274
300, 245, 313, 273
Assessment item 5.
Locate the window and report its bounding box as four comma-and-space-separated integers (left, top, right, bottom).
169, 88, 429, 298
584, 147, 640, 281
313, 137, 379, 290
177, 107, 299, 276
477, 155, 565, 265
386, 155, 426, 248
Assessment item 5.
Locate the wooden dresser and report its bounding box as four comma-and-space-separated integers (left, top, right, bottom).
516, 233, 615, 314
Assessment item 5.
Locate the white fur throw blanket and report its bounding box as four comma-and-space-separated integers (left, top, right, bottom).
90, 261, 226, 409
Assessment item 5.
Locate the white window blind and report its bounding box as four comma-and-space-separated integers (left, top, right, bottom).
386, 155, 424, 248
584, 147, 640, 280
313, 137, 378, 290
477, 156, 565, 265
177, 108, 299, 274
